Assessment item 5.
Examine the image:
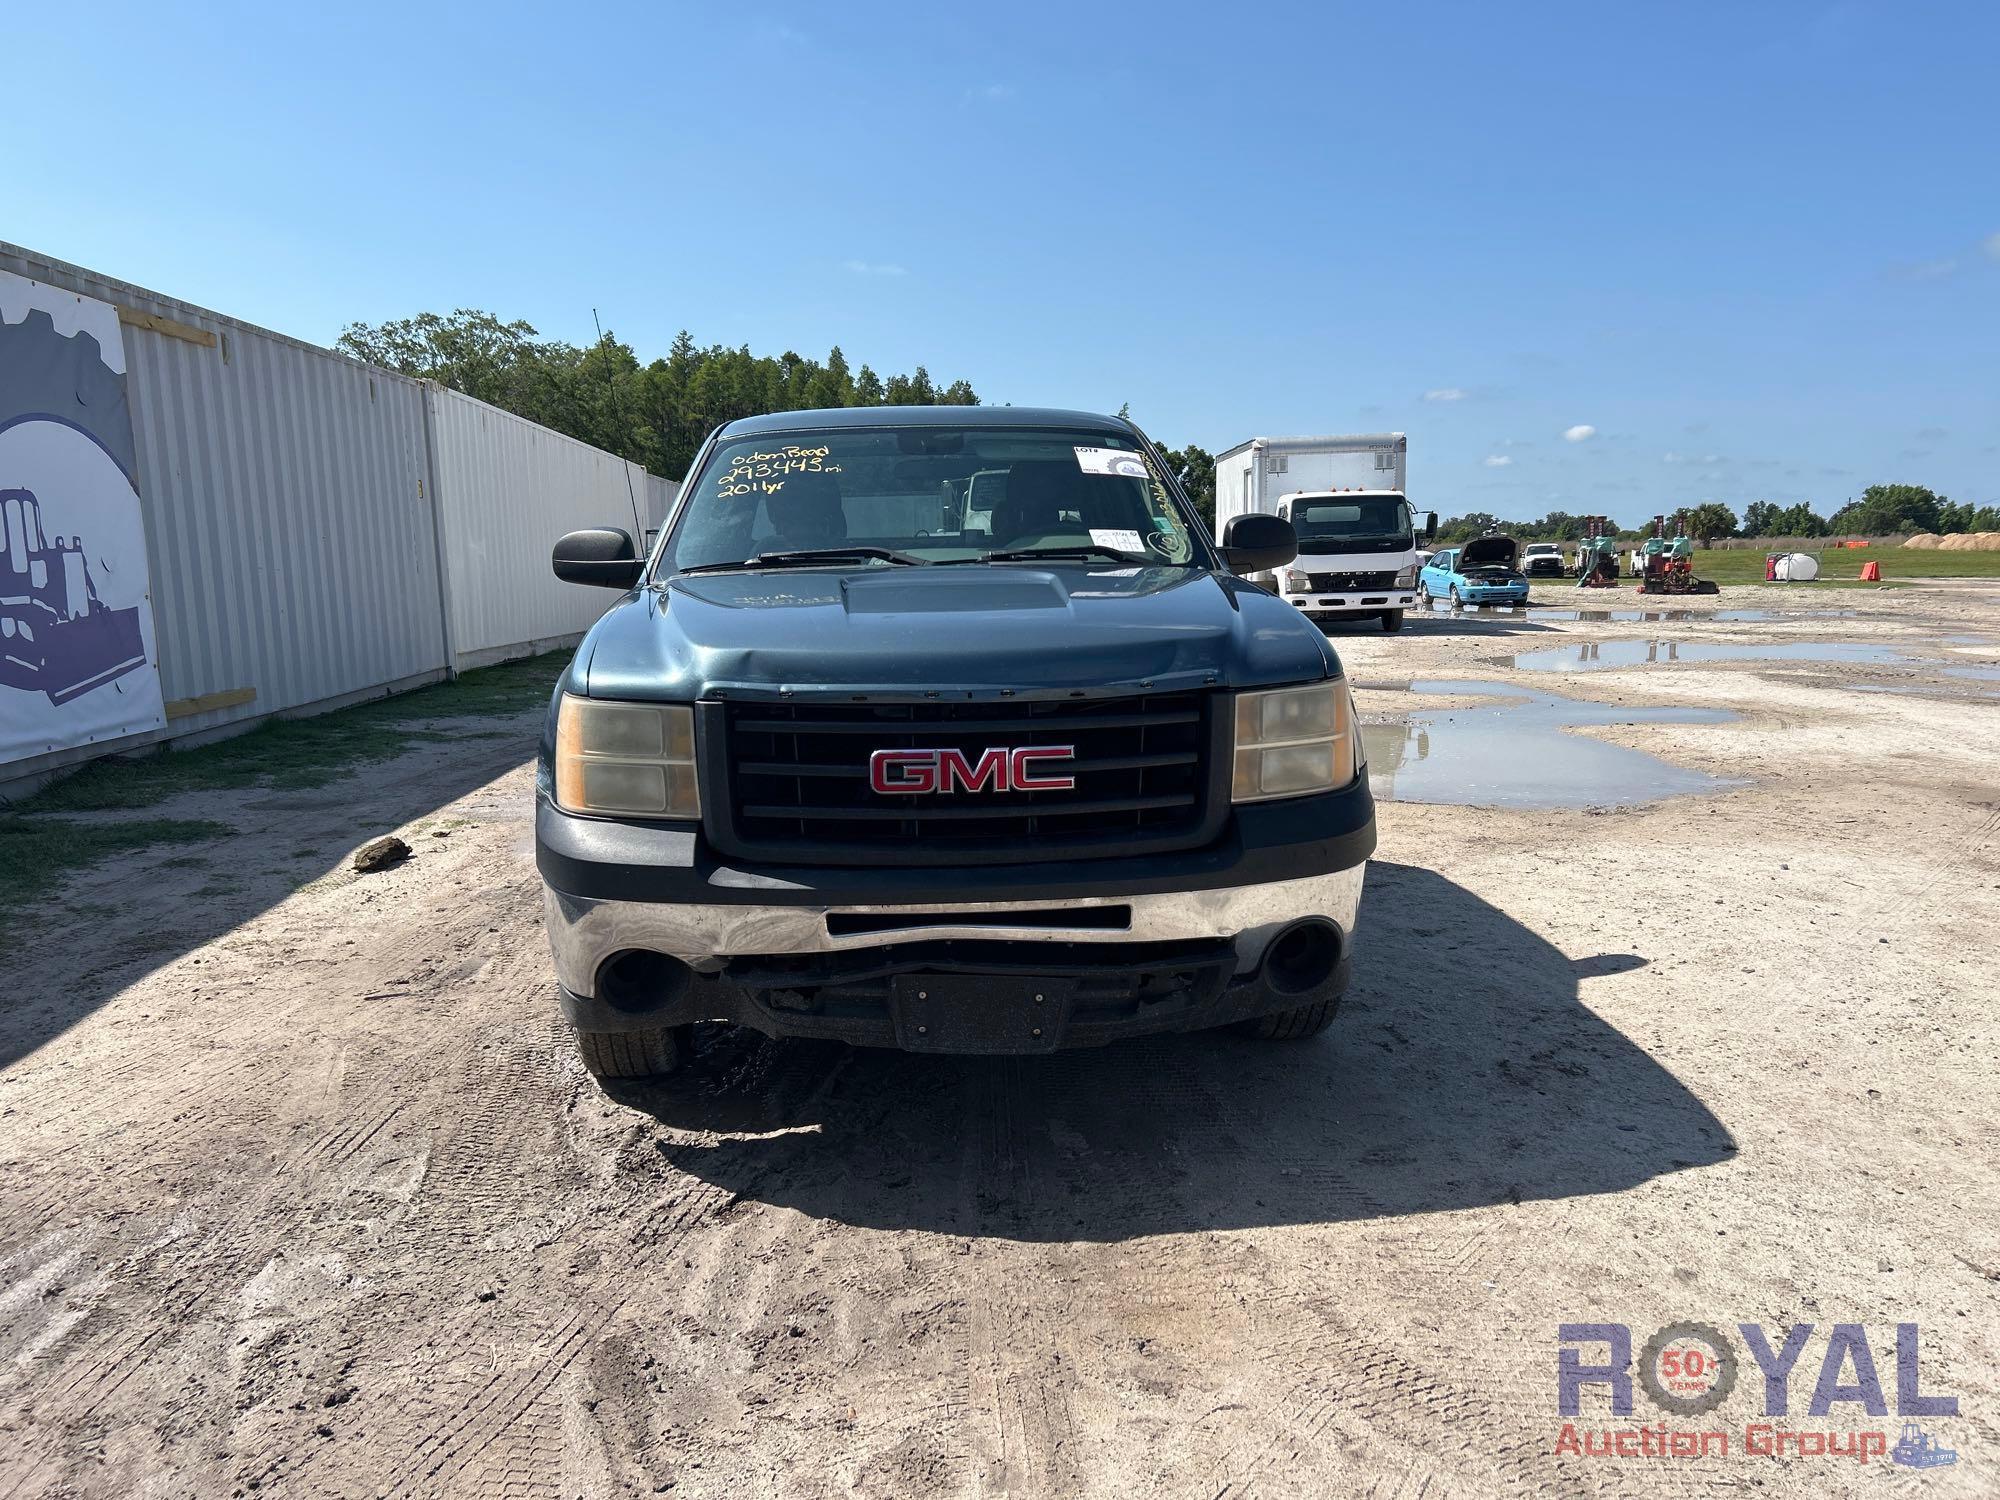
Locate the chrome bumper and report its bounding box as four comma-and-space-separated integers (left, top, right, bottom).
543, 866, 1366, 1000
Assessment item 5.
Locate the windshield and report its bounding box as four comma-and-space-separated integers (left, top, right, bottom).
1289, 496, 1413, 553
662, 425, 1202, 573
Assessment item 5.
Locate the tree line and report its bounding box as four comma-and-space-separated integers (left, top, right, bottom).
335, 310, 978, 481
330, 316, 1987, 547
336, 311, 1238, 529
1430, 485, 1999, 548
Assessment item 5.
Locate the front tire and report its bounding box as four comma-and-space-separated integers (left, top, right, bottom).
1448, 585, 1463, 609
1381, 608, 1404, 632
575, 1024, 692, 1079
1238, 996, 1341, 1040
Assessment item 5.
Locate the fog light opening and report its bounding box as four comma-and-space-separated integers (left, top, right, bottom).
1264, 920, 1341, 997
596, 949, 690, 1014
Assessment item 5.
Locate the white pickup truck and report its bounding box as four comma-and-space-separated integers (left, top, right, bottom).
1214, 435, 1435, 632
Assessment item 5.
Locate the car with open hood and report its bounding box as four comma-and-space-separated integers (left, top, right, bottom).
1417, 535, 1531, 607
534, 407, 1377, 1081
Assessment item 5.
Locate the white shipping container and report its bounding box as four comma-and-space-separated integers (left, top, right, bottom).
0, 241, 449, 780
429, 386, 664, 670
0, 240, 681, 783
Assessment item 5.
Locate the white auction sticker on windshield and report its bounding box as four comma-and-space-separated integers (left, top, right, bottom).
1089, 528, 1145, 553
1073, 447, 1149, 478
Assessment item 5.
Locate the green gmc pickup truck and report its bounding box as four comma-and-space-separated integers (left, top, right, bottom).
535, 406, 1374, 1080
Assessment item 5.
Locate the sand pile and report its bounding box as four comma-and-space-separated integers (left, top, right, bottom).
1903, 533, 1941, 549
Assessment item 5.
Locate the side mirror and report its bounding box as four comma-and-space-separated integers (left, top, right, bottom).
552, 527, 642, 589
1220, 513, 1298, 575
1423, 512, 1438, 542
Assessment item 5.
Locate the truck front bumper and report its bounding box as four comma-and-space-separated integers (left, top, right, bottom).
535, 777, 1375, 1051
1286, 593, 1415, 618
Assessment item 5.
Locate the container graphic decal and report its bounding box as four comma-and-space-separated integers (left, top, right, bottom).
0, 269, 166, 765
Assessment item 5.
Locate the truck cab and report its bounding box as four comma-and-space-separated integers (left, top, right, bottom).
1262, 490, 1434, 632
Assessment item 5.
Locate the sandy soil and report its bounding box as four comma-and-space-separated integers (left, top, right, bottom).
3, 580, 1997, 1498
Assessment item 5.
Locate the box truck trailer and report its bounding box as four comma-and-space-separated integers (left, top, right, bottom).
1213, 434, 1434, 632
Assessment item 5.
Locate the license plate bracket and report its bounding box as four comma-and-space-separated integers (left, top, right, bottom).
890, 974, 1076, 1054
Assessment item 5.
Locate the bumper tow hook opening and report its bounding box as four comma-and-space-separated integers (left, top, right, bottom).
1264, 920, 1342, 997
595, 949, 691, 1015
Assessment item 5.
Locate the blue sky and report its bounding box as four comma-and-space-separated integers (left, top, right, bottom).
9, 1, 1996, 523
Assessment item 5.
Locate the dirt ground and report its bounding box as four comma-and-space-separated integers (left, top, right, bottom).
3, 581, 1997, 1498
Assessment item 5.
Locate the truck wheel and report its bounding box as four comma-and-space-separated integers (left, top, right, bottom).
1238, 996, 1340, 1040
574, 1024, 692, 1079
1381, 609, 1404, 632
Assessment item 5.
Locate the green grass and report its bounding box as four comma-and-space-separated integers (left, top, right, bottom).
25, 649, 568, 814
0, 649, 570, 959
0, 816, 233, 908
1687, 544, 2000, 585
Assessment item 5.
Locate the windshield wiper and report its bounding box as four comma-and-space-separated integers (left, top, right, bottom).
679, 547, 929, 574
979, 545, 1140, 564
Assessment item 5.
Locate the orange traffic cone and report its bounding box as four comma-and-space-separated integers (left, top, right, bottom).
1860, 561, 1881, 582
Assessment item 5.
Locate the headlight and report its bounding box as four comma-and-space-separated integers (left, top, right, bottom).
1280, 568, 1304, 593
554, 696, 700, 819
1393, 564, 1415, 587
1231, 680, 1358, 802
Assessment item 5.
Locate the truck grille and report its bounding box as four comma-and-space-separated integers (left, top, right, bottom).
707, 692, 1220, 865
1304, 569, 1399, 592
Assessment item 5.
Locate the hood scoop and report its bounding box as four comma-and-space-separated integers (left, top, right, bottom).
840, 569, 1072, 616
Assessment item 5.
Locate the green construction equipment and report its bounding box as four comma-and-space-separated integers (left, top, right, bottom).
1575, 516, 1620, 587
1638, 514, 1720, 595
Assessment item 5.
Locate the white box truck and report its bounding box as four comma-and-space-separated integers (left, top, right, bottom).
1213, 433, 1434, 632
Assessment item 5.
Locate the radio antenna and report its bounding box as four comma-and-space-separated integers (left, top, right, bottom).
594, 307, 646, 545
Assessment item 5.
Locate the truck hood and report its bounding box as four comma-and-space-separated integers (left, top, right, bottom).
1458, 535, 1520, 571
573, 563, 1338, 701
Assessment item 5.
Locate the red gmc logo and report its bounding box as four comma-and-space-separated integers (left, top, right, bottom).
868, 745, 1077, 795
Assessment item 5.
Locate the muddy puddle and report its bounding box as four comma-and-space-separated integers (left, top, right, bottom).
1359, 679, 1741, 809
1414, 603, 1856, 623
1942, 664, 2000, 682
1511, 639, 1906, 672
1531, 608, 1856, 623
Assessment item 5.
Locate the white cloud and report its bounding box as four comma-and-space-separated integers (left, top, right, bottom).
1424, 388, 1468, 403
1983, 232, 2000, 261
1563, 424, 1597, 443
842, 260, 908, 276
1482, 454, 1513, 468
964, 83, 1015, 103
1662, 451, 1685, 465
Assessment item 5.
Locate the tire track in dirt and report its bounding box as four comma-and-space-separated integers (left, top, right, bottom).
290, 1033, 851, 1499
230, 1007, 578, 1497
2, 855, 553, 1496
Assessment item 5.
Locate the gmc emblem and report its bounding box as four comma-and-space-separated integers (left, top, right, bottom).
868, 745, 1077, 795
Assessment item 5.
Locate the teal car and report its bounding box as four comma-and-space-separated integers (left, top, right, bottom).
1417, 535, 1529, 608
